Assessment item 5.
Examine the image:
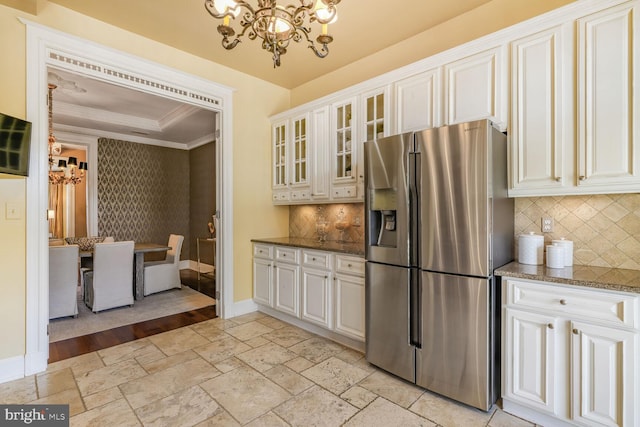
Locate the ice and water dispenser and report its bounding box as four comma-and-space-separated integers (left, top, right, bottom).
367, 188, 397, 248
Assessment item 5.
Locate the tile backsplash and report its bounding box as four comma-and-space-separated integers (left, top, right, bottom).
515, 194, 640, 270
290, 204, 364, 243
289, 195, 640, 271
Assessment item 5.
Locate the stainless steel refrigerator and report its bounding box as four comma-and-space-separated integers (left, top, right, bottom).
364, 119, 513, 411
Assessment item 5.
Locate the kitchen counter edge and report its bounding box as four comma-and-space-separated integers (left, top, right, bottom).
495, 261, 640, 294
252, 237, 365, 257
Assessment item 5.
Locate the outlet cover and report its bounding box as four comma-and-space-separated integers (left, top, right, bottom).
541, 216, 554, 233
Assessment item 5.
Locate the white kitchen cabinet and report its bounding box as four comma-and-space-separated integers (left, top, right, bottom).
334, 254, 365, 341
509, 24, 572, 195
571, 320, 637, 427
330, 97, 360, 201
271, 114, 312, 204
252, 244, 274, 307
274, 246, 300, 317
509, 1, 640, 197
301, 250, 333, 329
575, 2, 640, 192
503, 308, 558, 415
394, 68, 442, 133
444, 46, 507, 130
502, 277, 640, 427
310, 106, 330, 201
252, 243, 365, 343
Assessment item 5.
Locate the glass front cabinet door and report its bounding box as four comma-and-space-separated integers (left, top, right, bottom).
331, 97, 359, 200
272, 119, 289, 202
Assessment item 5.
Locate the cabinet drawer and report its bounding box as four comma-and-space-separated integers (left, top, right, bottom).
505, 279, 639, 328
332, 186, 357, 199
290, 189, 311, 202
335, 255, 365, 277
253, 244, 273, 259
272, 192, 290, 202
275, 246, 300, 264
302, 250, 331, 269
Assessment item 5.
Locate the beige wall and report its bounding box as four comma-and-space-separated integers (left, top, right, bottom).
291, 0, 576, 106
0, 2, 289, 361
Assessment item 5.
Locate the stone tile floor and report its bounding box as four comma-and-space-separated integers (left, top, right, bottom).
0, 312, 538, 426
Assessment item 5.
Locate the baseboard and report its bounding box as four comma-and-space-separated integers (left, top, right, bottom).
0, 355, 25, 384
257, 305, 365, 353
225, 298, 258, 318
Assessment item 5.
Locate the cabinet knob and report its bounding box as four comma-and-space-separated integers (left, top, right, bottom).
572, 328, 579, 335
555, 177, 561, 182
324, 276, 328, 279
312, 257, 316, 261
579, 176, 586, 181
282, 254, 286, 257
560, 299, 567, 305
547, 323, 554, 329
347, 263, 352, 267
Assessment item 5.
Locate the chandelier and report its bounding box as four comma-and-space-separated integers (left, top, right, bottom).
47, 84, 87, 185
204, 0, 340, 67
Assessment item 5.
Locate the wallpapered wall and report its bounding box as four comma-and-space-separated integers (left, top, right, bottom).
189, 142, 216, 263
290, 203, 364, 243
515, 194, 640, 270
98, 138, 190, 259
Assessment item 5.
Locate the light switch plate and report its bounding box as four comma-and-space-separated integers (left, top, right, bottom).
5, 202, 22, 220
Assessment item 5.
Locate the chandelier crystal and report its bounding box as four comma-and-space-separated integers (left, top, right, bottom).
47, 84, 87, 185
204, 0, 340, 67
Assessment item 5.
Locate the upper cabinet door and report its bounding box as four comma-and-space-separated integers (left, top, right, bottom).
272, 120, 288, 190
395, 68, 442, 133
331, 97, 357, 184
576, 2, 640, 191
444, 46, 507, 130
290, 113, 309, 188
509, 24, 572, 196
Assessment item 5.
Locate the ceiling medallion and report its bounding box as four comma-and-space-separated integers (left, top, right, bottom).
204, 0, 340, 67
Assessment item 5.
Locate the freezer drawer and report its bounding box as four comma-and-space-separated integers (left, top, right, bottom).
365, 262, 415, 383
416, 271, 496, 411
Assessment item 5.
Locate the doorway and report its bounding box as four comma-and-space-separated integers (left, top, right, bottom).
24, 22, 235, 376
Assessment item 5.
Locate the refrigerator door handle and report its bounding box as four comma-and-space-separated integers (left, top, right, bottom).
408, 152, 420, 266
409, 268, 421, 348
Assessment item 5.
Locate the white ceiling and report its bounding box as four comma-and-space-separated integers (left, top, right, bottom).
49, 69, 217, 149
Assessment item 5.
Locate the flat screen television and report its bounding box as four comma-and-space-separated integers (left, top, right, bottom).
0, 112, 32, 177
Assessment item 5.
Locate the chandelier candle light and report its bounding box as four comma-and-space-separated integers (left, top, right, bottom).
47, 84, 87, 185
204, 0, 340, 67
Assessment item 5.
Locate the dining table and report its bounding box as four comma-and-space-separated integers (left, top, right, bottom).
80, 242, 171, 301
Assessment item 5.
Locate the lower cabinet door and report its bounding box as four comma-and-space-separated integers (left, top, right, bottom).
504, 308, 558, 415
335, 273, 365, 341
571, 321, 638, 427
274, 263, 300, 317
301, 267, 332, 329
253, 258, 272, 306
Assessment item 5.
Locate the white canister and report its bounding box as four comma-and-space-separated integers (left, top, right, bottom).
546, 244, 565, 268
518, 232, 544, 265
552, 238, 573, 267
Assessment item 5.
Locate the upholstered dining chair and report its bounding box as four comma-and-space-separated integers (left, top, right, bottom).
143, 234, 184, 296
49, 244, 80, 319
84, 240, 135, 312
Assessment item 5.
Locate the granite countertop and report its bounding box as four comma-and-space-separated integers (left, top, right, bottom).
252, 237, 365, 257
496, 261, 640, 294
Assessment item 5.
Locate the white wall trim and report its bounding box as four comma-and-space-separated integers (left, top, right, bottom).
15, 20, 236, 382
226, 298, 259, 318
0, 356, 26, 384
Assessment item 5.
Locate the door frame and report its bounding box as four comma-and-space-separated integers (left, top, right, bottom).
22, 20, 235, 376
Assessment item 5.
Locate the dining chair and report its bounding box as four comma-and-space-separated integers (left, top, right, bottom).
143, 234, 184, 296
49, 244, 80, 319
84, 240, 135, 312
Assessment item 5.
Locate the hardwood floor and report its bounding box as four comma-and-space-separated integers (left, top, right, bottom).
48, 269, 217, 363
